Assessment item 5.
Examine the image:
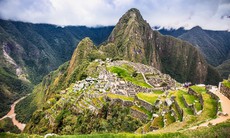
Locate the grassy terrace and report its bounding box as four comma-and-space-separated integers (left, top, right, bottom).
165, 112, 176, 126
107, 93, 134, 101
223, 79, 230, 88
107, 65, 152, 88
152, 90, 164, 94
171, 104, 183, 121
190, 86, 206, 94
172, 90, 193, 115
136, 92, 159, 105
151, 116, 164, 129
190, 85, 218, 119
131, 105, 152, 118
183, 94, 202, 112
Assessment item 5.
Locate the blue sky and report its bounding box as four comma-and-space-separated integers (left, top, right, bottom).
0, 0, 229, 30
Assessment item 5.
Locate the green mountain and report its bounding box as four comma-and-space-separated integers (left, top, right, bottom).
158, 26, 230, 78
217, 59, 230, 78
179, 26, 230, 67
24, 37, 220, 135
0, 19, 113, 117
101, 8, 220, 84
23, 8, 221, 135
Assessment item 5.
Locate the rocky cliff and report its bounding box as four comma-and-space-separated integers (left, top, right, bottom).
102, 8, 220, 84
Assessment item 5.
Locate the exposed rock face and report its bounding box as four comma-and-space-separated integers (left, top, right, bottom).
103, 8, 218, 84
220, 83, 230, 100
108, 8, 161, 69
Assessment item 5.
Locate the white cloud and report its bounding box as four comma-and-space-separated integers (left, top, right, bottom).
0, 0, 229, 30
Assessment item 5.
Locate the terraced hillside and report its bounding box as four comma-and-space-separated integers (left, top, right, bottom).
24, 59, 221, 134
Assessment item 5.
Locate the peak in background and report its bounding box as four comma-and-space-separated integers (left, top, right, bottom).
158, 26, 230, 78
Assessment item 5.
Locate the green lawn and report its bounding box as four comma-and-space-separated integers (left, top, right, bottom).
108, 66, 152, 88
223, 80, 230, 88
107, 93, 134, 101
152, 90, 164, 94
190, 86, 206, 94
136, 93, 158, 105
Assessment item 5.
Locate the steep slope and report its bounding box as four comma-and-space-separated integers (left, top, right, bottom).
23, 9, 223, 135
16, 38, 104, 123
102, 8, 220, 84
158, 26, 230, 78
179, 26, 230, 66
217, 59, 230, 78
24, 39, 220, 134
0, 19, 113, 118
24, 38, 181, 134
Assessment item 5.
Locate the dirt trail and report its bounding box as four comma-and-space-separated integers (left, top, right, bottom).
0, 95, 28, 131
190, 87, 230, 129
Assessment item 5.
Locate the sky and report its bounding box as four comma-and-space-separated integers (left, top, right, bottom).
0, 0, 229, 30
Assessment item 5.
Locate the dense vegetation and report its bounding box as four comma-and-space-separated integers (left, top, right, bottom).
0, 117, 20, 133
0, 67, 32, 117
0, 19, 113, 117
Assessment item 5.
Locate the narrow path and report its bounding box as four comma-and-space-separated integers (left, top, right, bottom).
141, 72, 154, 88
190, 87, 230, 129
0, 95, 29, 131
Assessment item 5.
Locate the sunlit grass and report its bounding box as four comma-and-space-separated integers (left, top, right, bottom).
136, 93, 158, 105
108, 66, 152, 88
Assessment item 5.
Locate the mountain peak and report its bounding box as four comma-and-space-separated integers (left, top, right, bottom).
118, 8, 145, 24
67, 37, 95, 76
190, 26, 203, 31
126, 8, 141, 17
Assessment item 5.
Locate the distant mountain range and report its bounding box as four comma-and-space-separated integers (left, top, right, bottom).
158, 26, 230, 78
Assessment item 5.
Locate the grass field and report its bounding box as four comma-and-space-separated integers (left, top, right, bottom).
136, 93, 159, 105
108, 66, 152, 88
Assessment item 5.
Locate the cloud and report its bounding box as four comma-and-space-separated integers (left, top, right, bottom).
0, 0, 229, 30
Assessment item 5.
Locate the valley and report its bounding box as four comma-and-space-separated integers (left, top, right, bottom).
0, 95, 28, 131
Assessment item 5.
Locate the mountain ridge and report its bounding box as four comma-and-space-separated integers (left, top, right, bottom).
0, 19, 113, 118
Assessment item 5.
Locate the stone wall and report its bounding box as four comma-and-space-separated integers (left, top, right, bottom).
181, 96, 196, 115
188, 88, 204, 110
130, 108, 148, 122
135, 96, 153, 111
207, 90, 220, 115
171, 96, 183, 121
123, 100, 134, 107
220, 83, 230, 100
106, 96, 134, 107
